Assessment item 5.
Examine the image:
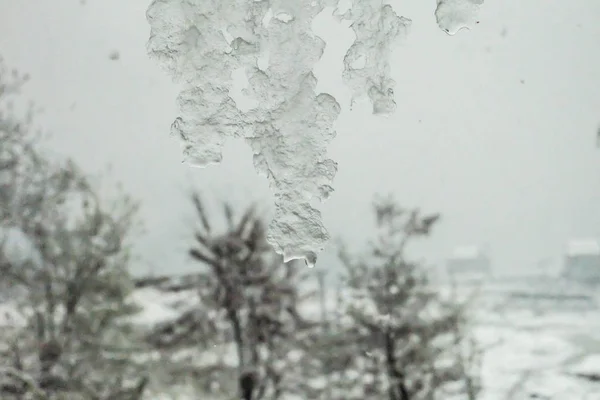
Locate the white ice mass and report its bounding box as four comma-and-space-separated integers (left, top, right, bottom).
145, 0, 485, 266
435, 0, 485, 35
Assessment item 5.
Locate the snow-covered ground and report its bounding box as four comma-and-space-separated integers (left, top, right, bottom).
127, 277, 600, 399
2, 276, 600, 399
475, 309, 600, 399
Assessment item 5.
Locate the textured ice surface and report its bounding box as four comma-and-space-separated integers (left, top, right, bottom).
146, 0, 478, 266
435, 0, 484, 35
335, 1, 411, 114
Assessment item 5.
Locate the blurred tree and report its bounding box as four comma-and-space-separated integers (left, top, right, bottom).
331, 195, 481, 400
182, 191, 320, 400
0, 59, 149, 400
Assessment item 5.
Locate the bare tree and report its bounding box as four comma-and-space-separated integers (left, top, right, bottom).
333, 195, 480, 400
0, 60, 149, 400
185, 191, 319, 400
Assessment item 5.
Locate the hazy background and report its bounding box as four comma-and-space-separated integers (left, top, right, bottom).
1, 0, 599, 276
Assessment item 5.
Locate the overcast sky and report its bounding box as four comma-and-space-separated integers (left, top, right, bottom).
1, 0, 599, 277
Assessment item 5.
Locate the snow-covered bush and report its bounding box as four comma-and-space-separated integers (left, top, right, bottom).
332, 195, 481, 400
180, 193, 317, 400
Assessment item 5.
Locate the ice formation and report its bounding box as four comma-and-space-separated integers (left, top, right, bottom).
435, 0, 485, 35
334, 1, 411, 114
146, 0, 484, 266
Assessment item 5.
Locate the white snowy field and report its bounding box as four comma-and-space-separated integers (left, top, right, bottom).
2, 278, 600, 399
127, 278, 600, 400
474, 308, 600, 399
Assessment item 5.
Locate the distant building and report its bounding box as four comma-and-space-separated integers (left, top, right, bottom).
562, 238, 600, 284
446, 245, 492, 282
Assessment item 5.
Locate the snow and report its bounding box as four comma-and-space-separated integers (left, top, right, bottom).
435, 0, 485, 36
0, 302, 25, 327
473, 308, 600, 399
450, 245, 482, 260
127, 287, 182, 326
566, 238, 600, 256
569, 355, 600, 376
119, 276, 600, 399
146, 0, 342, 266
336, 1, 410, 114
145, 0, 486, 266
2, 274, 600, 398
0, 226, 42, 266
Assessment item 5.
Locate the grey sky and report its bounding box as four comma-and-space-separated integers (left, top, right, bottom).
1, 0, 599, 276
